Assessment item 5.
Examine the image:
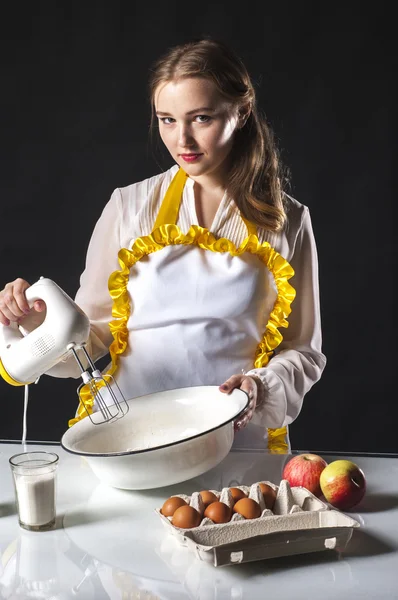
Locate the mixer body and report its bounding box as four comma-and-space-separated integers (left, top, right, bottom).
0, 277, 90, 384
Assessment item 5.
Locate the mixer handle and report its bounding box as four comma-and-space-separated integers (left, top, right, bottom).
0, 277, 90, 353
0, 277, 55, 346
25, 276, 68, 307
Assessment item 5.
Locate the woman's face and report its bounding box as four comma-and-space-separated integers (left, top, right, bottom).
154, 77, 241, 183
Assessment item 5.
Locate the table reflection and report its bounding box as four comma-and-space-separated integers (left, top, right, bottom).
155, 533, 359, 600
0, 527, 162, 599
0, 526, 359, 600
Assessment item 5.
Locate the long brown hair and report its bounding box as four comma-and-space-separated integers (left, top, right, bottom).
148, 38, 289, 233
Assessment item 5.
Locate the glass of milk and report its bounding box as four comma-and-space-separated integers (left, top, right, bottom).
9, 451, 59, 531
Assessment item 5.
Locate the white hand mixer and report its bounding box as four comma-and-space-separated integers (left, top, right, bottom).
0, 277, 129, 424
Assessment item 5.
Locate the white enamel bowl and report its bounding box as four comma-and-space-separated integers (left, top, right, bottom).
61, 385, 249, 490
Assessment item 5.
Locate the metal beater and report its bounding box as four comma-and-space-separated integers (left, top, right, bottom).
69, 344, 129, 424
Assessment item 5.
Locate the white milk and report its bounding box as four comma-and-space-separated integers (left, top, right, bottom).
14, 470, 56, 527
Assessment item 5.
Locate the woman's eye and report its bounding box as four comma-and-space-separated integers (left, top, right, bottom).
195, 115, 212, 123
158, 115, 212, 125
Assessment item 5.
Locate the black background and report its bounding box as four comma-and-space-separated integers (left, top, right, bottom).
0, 4, 395, 452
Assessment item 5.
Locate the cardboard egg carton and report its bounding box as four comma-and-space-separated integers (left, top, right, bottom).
155, 479, 360, 567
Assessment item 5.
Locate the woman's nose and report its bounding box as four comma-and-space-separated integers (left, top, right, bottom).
178, 124, 194, 147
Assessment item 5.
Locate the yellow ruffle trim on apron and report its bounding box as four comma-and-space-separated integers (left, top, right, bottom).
69, 224, 296, 455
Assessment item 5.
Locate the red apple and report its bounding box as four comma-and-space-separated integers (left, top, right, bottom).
319, 459, 366, 510
282, 453, 328, 497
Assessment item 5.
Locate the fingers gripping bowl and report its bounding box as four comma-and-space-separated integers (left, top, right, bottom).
61, 386, 249, 490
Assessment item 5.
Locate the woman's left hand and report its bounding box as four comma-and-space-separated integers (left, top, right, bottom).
219, 374, 258, 432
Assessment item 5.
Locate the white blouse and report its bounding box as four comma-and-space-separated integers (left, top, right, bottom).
49, 165, 326, 431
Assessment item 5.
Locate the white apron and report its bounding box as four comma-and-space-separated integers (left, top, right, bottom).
73, 168, 295, 452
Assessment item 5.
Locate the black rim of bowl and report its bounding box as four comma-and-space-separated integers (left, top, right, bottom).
61, 387, 250, 457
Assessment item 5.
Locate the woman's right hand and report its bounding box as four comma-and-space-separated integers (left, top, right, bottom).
0, 278, 45, 326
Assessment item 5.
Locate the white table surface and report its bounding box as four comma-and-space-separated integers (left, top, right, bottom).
0, 441, 397, 600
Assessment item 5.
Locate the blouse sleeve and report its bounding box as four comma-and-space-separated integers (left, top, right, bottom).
45, 189, 122, 378
247, 206, 327, 428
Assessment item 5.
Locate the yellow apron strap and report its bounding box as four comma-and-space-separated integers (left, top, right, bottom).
154, 167, 257, 238
153, 168, 188, 229
241, 216, 257, 237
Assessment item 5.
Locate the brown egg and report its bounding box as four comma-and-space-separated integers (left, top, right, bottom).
233, 497, 262, 519
160, 496, 187, 517
172, 505, 201, 529
199, 490, 218, 508
204, 501, 232, 524
258, 483, 277, 510
229, 487, 248, 503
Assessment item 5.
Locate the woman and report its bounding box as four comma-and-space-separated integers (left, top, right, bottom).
0, 38, 326, 451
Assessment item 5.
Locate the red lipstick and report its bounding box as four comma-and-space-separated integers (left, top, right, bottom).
180, 153, 203, 163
